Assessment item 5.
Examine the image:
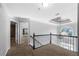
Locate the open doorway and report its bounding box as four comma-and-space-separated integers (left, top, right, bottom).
10, 21, 16, 47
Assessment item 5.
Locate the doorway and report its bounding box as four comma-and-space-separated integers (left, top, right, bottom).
10, 22, 16, 47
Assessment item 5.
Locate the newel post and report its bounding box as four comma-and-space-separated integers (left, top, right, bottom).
33, 33, 35, 49
50, 32, 52, 44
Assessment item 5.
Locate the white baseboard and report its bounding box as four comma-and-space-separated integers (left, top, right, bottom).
5, 47, 10, 56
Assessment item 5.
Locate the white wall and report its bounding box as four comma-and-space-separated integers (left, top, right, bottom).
0, 4, 10, 56
30, 20, 57, 35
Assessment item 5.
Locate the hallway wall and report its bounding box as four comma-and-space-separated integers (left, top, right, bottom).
30, 20, 57, 35
0, 4, 10, 56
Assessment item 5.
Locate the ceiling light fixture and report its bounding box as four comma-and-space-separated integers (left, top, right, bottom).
42, 0, 48, 8
42, 2, 48, 8
50, 13, 72, 24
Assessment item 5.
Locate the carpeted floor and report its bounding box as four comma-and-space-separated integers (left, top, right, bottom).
6, 42, 78, 56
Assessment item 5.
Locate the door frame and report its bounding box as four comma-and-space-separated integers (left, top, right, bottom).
10, 21, 17, 48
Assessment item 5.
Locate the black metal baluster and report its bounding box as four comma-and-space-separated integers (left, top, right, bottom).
63, 36, 65, 55
63, 36, 64, 50
73, 37, 74, 52
68, 36, 70, 51
70, 37, 71, 51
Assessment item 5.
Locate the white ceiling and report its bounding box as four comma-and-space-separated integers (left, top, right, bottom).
5, 3, 77, 25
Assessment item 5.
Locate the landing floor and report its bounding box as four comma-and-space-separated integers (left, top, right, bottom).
6, 43, 78, 56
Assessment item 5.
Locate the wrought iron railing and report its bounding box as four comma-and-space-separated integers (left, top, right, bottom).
30, 33, 78, 52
